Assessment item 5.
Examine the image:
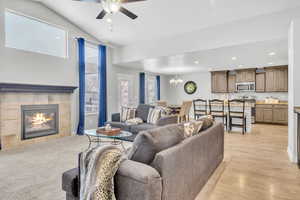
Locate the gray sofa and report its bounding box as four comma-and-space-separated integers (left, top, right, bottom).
62, 122, 224, 200
106, 104, 177, 140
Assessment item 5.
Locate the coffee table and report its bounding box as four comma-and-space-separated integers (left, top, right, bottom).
84, 129, 132, 151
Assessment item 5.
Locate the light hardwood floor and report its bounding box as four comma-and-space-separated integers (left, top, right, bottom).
197, 124, 300, 200
0, 124, 298, 200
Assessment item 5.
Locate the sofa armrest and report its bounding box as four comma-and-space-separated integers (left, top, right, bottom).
115, 160, 162, 200
112, 113, 121, 122
156, 115, 178, 126
62, 168, 79, 198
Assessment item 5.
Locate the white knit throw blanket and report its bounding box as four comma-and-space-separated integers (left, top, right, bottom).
79, 145, 124, 200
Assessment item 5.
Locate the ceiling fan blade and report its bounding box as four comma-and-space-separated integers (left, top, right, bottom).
122, 0, 146, 3
73, 0, 101, 3
96, 10, 107, 19
119, 7, 138, 19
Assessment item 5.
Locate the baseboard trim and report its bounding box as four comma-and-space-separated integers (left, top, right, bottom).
287, 146, 297, 163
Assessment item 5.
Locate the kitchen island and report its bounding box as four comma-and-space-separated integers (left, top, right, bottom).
209, 102, 253, 133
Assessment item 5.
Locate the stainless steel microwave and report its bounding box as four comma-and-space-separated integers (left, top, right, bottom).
236, 82, 255, 92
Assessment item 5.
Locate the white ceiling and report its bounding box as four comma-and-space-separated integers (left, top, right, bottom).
40, 0, 300, 46
117, 39, 288, 74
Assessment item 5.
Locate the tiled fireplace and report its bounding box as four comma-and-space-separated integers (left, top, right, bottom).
0, 83, 77, 150
21, 104, 59, 140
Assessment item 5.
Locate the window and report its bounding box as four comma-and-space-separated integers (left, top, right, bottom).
146, 75, 157, 105
84, 43, 99, 129
85, 43, 99, 115
5, 10, 67, 58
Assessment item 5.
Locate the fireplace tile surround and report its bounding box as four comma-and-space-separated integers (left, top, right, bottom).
0, 83, 77, 150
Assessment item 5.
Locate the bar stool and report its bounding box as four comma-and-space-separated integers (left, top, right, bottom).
228, 99, 246, 134
209, 99, 227, 129
193, 99, 208, 120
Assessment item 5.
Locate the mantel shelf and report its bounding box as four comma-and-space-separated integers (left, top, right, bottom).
0, 83, 77, 93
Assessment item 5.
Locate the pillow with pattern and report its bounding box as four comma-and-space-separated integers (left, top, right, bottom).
183, 120, 203, 138
147, 108, 162, 124
121, 107, 136, 122
198, 115, 214, 131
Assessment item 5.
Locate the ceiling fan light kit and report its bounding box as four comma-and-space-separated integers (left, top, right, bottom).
101, 0, 121, 13
75, 0, 146, 20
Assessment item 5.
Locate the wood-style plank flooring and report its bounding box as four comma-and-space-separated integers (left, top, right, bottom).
197, 124, 300, 200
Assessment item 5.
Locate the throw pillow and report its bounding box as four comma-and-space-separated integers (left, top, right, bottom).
121, 107, 136, 122
125, 117, 143, 125
147, 108, 161, 124
127, 124, 184, 164
198, 115, 214, 131
183, 120, 203, 138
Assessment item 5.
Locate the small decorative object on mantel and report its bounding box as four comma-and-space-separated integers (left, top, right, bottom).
96, 125, 121, 136
184, 81, 197, 94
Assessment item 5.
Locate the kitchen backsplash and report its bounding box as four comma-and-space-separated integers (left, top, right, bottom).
212, 92, 288, 101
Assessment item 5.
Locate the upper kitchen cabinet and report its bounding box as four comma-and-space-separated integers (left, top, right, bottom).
227, 72, 236, 93
256, 72, 265, 92
211, 71, 228, 93
236, 69, 256, 83
265, 66, 288, 92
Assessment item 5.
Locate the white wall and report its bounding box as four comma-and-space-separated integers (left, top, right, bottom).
162, 72, 212, 105
288, 20, 300, 163
0, 0, 101, 133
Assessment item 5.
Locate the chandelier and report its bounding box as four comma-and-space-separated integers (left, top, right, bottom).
101, 0, 121, 14
169, 75, 183, 86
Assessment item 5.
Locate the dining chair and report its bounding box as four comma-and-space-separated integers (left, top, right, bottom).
228, 99, 246, 134
193, 99, 208, 120
209, 99, 227, 129
178, 101, 193, 123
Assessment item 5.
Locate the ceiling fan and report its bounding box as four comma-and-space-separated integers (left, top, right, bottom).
73, 0, 146, 20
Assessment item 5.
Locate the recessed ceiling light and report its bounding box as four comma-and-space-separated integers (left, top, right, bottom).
268, 62, 273, 65
55, 36, 61, 40
238, 65, 243, 67
268, 52, 276, 56
106, 18, 112, 23
194, 60, 199, 64
232, 57, 237, 61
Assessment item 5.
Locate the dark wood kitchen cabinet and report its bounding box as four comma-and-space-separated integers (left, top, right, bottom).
211, 71, 228, 93
265, 66, 288, 92
255, 104, 288, 124
236, 69, 256, 83
227, 73, 236, 93
256, 72, 265, 92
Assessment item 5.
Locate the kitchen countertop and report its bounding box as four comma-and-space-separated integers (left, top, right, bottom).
256, 101, 288, 105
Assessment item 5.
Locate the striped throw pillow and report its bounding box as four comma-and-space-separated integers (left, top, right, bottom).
121, 107, 136, 122
147, 108, 161, 124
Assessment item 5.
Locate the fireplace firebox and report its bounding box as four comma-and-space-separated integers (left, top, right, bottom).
21, 104, 59, 140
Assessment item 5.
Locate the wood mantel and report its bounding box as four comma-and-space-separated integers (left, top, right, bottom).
0, 83, 77, 93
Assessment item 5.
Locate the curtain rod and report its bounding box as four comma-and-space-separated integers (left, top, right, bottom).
73, 37, 116, 48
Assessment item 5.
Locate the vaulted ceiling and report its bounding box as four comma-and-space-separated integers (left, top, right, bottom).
38, 0, 300, 74
40, 0, 300, 46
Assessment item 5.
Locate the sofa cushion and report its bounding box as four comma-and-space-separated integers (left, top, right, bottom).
106, 121, 131, 132
136, 104, 154, 122
130, 123, 157, 134
128, 124, 184, 164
